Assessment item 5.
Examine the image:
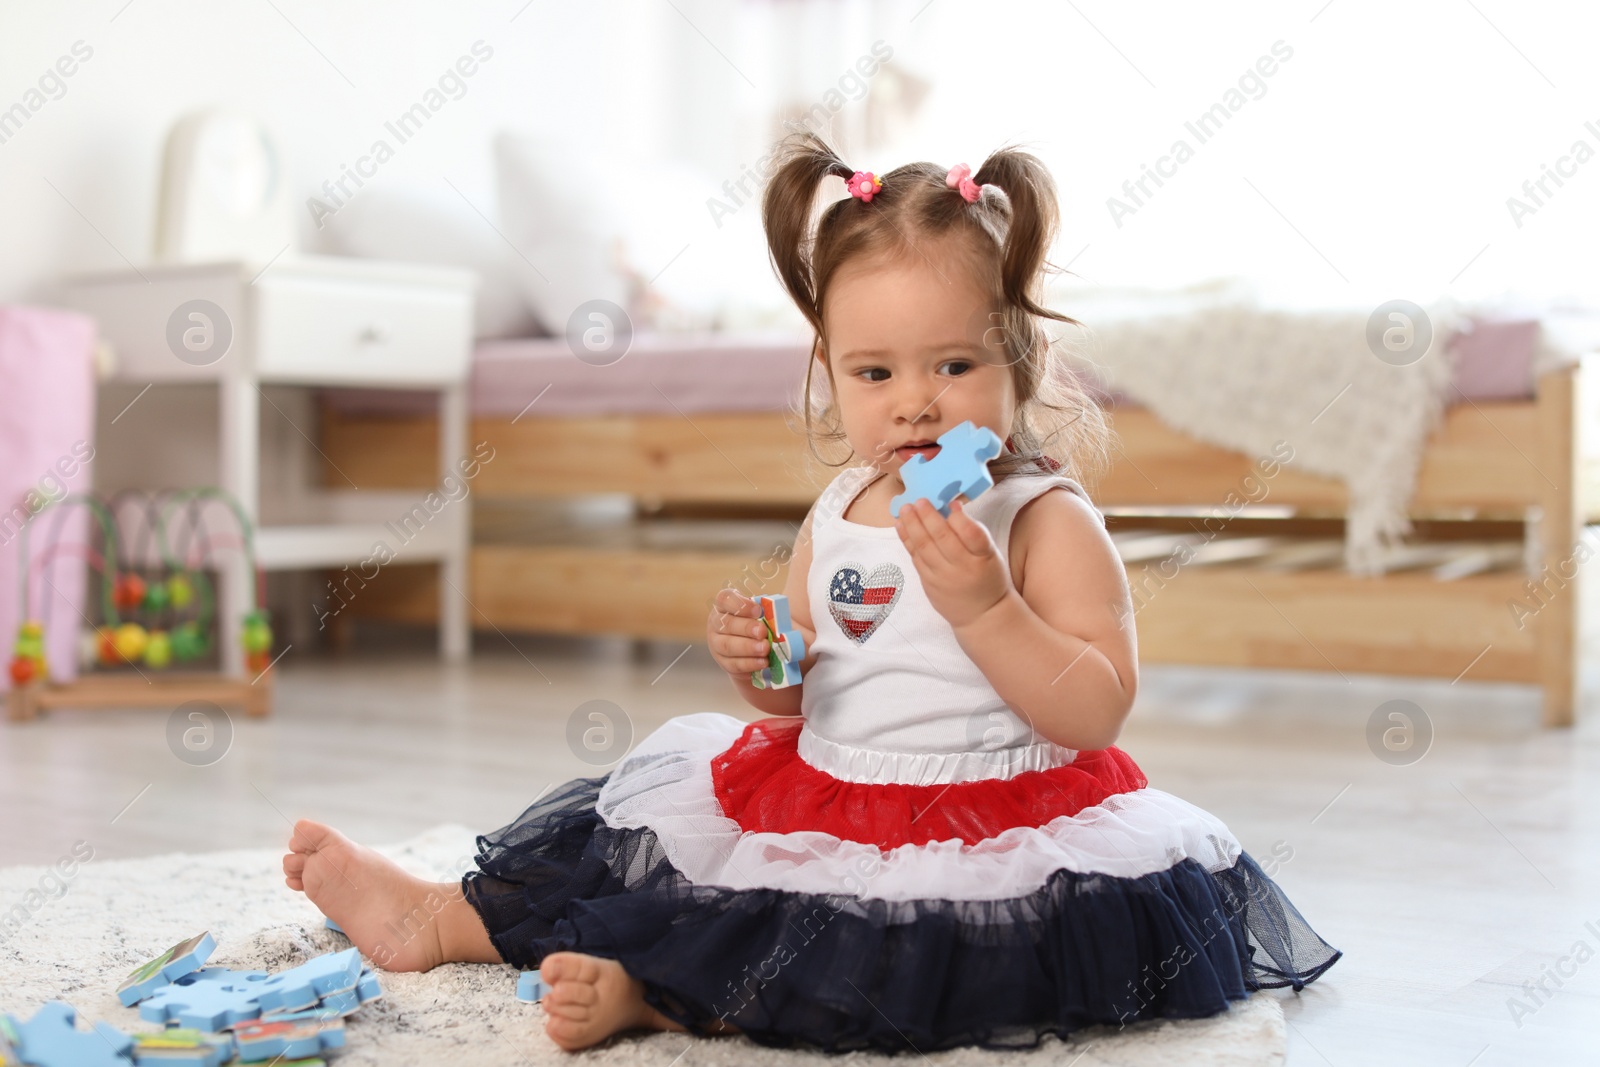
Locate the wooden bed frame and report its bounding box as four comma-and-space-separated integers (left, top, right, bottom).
317, 363, 1586, 727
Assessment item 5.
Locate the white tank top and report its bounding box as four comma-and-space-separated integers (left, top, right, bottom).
798, 463, 1106, 787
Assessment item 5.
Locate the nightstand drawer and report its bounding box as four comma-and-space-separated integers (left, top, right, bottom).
254, 274, 472, 385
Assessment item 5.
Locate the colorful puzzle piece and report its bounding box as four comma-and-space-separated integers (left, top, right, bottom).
750, 594, 806, 690
889, 420, 1004, 518
5, 1002, 133, 1067
138, 975, 264, 1031
250, 948, 364, 1014
322, 917, 345, 936
231, 1018, 346, 1063
516, 970, 548, 1002
130, 1027, 231, 1067
0, 1015, 26, 1067
0, 1014, 20, 1067
117, 931, 217, 1006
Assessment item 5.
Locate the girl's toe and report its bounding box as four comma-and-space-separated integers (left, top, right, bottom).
548, 983, 596, 1008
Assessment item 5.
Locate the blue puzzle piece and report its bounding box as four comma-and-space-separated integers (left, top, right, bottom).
232, 1018, 345, 1062
130, 1028, 231, 1067
250, 949, 363, 1014
266, 968, 381, 1018
171, 965, 270, 986
516, 970, 548, 1002
117, 931, 217, 1006
8, 1001, 134, 1067
889, 421, 1003, 518
323, 917, 345, 936
139, 976, 263, 1031
351, 968, 382, 1008
256, 1006, 343, 1025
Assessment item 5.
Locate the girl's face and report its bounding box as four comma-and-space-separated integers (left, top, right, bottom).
819, 238, 1016, 486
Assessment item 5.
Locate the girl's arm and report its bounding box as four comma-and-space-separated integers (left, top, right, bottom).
897, 490, 1137, 751
719, 506, 819, 717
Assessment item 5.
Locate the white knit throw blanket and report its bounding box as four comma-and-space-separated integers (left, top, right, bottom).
1068, 301, 1466, 575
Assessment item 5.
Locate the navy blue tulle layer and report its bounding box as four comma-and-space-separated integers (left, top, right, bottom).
461, 774, 1341, 1054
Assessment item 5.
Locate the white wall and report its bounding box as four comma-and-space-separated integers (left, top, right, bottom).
5, 1, 1593, 315
901, 1, 1600, 312
0, 0, 773, 305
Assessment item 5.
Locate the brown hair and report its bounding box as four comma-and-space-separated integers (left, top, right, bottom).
761, 125, 1111, 487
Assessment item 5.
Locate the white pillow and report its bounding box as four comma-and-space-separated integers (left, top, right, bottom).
495, 131, 800, 335
318, 181, 540, 339
494, 131, 632, 337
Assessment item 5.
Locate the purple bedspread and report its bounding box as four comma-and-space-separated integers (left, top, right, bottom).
318, 317, 1543, 419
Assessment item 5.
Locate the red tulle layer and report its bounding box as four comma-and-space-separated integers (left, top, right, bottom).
709, 717, 1148, 849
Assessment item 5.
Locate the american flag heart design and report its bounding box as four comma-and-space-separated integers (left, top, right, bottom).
827, 562, 904, 643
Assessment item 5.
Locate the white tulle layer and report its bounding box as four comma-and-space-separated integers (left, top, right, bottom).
595, 713, 1243, 903
797, 724, 1079, 784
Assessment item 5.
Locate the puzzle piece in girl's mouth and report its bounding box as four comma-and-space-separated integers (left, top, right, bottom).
250, 948, 364, 1014
889, 421, 1004, 518
117, 931, 218, 1006
5, 1001, 134, 1067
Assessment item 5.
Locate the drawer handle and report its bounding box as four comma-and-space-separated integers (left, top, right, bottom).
358, 322, 391, 344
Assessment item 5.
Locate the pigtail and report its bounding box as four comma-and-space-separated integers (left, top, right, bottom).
761, 126, 855, 336
973, 147, 1080, 331
974, 147, 1105, 486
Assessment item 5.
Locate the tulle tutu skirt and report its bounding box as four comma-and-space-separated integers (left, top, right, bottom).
461, 713, 1340, 1053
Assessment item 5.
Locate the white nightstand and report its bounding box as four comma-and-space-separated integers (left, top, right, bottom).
58, 255, 476, 671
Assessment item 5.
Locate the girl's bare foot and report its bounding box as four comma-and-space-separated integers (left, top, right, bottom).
282, 819, 498, 972
538, 951, 739, 1051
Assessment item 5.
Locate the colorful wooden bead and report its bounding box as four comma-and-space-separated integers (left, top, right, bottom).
97, 627, 121, 666
114, 574, 148, 611
142, 582, 170, 612
172, 622, 207, 662
167, 575, 194, 610
242, 610, 273, 654
145, 630, 173, 669
112, 622, 148, 663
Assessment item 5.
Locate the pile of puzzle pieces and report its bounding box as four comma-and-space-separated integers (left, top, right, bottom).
750, 594, 806, 690
0, 930, 382, 1066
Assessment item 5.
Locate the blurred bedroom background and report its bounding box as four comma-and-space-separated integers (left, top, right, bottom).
2, 4, 1598, 1060
4, 0, 1599, 763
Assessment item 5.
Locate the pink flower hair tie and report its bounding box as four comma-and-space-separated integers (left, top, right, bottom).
946, 163, 981, 203
846, 171, 882, 202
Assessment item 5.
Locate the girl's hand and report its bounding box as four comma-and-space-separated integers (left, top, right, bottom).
707, 588, 772, 679
896, 498, 1011, 630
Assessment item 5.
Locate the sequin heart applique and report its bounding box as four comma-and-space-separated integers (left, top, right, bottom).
826, 562, 904, 643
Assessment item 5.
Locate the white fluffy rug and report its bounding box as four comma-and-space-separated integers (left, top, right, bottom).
0, 826, 1286, 1065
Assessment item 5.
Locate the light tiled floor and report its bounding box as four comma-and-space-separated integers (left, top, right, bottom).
3, 626, 1597, 1065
